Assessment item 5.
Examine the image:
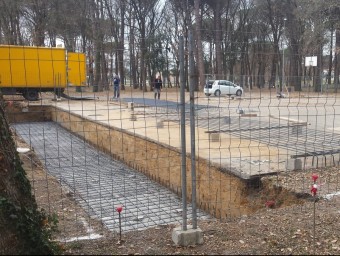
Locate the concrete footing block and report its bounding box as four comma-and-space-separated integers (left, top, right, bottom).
241, 113, 257, 117
286, 158, 302, 171
172, 225, 203, 246
157, 121, 164, 128
292, 155, 340, 169
130, 114, 137, 121
290, 125, 303, 135
209, 133, 220, 142
224, 116, 231, 124
128, 102, 134, 110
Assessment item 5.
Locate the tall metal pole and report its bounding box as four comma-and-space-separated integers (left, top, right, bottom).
320, 33, 323, 94
179, 35, 187, 231
188, 31, 197, 229
282, 18, 287, 94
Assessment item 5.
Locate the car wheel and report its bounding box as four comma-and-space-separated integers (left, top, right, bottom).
214, 90, 221, 97
205, 93, 211, 96
236, 90, 242, 96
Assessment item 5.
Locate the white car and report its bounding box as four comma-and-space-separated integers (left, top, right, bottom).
204, 80, 243, 97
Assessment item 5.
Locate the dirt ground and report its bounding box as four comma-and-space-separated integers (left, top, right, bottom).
7, 88, 340, 255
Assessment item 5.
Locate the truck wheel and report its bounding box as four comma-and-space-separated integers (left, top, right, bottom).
24, 90, 39, 101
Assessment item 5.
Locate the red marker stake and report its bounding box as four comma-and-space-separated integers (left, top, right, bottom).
311, 174, 318, 255
116, 205, 123, 243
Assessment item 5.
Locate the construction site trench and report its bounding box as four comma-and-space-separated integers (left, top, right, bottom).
6, 100, 316, 233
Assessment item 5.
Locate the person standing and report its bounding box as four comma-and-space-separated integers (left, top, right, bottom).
112, 74, 120, 99
154, 75, 162, 100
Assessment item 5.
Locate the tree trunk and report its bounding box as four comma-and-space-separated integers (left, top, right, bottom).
240, 48, 245, 87
269, 43, 280, 88
214, 2, 223, 79
334, 29, 340, 93
128, 7, 137, 89
257, 43, 265, 88
314, 37, 323, 92
290, 39, 302, 91
140, 19, 147, 91
194, 0, 205, 90
328, 25, 334, 85
119, 0, 125, 90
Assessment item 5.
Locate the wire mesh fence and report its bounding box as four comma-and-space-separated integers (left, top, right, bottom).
5, 84, 340, 236
2, 44, 340, 253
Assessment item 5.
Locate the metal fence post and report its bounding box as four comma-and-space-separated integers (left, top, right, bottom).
188, 31, 197, 229
179, 35, 187, 231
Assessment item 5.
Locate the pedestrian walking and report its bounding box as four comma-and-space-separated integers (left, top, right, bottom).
154, 75, 162, 100
112, 74, 120, 99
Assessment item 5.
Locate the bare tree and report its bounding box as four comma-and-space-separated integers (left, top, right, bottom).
2, 0, 340, 94
296, 0, 332, 92
164, 0, 183, 88
211, 0, 224, 79
103, 0, 125, 90
127, 4, 139, 89
238, 0, 253, 88
118, 0, 126, 90
89, 0, 107, 91
0, 0, 24, 45
257, 0, 284, 89
285, 0, 304, 92
23, 0, 49, 46
128, 0, 164, 92
194, 0, 206, 90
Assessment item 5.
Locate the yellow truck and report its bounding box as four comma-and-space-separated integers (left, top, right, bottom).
0, 45, 86, 101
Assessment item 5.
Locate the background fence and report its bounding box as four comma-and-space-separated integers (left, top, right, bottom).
2, 22, 340, 254
4, 65, 340, 253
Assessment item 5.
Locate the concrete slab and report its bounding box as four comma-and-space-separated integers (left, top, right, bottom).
28, 96, 340, 179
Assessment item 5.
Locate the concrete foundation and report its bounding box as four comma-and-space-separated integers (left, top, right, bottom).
209, 133, 220, 142
130, 113, 137, 121
303, 154, 340, 169
157, 121, 164, 128
224, 116, 231, 124
286, 158, 302, 171
172, 225, 203, 246
241, 113, 257, 117
128, 102, 134, 110
5, 104, 279, 219
290, 125, 303, 135
236, 108, 244, 114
